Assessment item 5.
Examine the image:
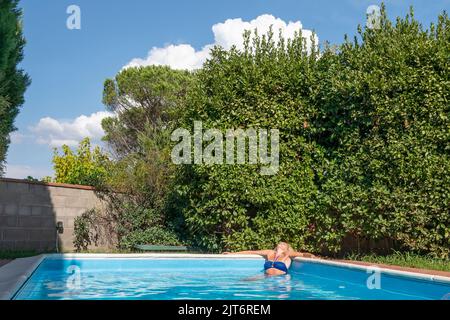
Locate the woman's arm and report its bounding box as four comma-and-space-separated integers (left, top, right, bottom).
289, 251, 318, 258
223, 250, 273, 257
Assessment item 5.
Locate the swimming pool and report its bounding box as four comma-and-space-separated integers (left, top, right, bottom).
10, 255, 450, 300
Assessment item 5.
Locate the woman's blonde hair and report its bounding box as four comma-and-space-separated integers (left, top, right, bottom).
275, 242, 293, 256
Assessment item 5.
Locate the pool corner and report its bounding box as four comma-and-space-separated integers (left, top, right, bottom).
0, 255, 45, 300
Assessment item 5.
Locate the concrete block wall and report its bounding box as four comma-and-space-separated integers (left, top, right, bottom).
0, 178, 104, 252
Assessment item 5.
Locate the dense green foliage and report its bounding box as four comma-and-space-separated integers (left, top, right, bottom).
102, 66, 192, 157
71, 7, 449, 258
52, 138, 110, 187
0, 0, 30, 174
73, 209, 100, 252
310, 10, 450, 257
173, 30, 323, 252
173, 8, 450, 257
99, 66, 193, 249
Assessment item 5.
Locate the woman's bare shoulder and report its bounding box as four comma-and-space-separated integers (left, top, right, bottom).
264, 250, 276, 260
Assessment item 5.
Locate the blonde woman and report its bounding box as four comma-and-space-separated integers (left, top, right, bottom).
224, 242, 317, 276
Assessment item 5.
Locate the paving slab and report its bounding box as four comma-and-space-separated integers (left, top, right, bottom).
0, 255, 44, 300
0, 260, 11, 268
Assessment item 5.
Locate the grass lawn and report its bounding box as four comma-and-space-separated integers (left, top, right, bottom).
0, 250, 41, 260
346, 252, 450, 272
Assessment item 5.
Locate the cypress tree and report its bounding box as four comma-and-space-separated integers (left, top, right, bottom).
0, 0, 30, 175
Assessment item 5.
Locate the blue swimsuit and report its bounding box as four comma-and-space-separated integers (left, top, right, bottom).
264, 257, 289, 274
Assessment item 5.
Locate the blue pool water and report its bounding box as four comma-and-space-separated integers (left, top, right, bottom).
13, 258, 450, 300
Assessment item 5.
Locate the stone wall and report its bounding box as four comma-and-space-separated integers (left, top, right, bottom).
0, 178, 105, 252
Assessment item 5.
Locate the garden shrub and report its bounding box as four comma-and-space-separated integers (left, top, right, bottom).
52, 138, 110, 187
311, 8, 450, 258
173, 30, 325, 252
106, 201, 182, 250
97, 66, 193, 249
71, 7, 449, 257
73, 208, 117, 252
74, 209, 101, 252
173, 8, 450, 257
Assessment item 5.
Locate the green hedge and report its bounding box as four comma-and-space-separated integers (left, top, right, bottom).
172, 8, 450, 257
172, 29, 324, 253
311, 9, 450, 257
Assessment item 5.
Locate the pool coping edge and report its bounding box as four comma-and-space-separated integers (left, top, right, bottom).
0, 255, 46, 300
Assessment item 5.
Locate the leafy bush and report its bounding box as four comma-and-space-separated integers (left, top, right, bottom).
101, 200, 182, 250
71, 7, 449, 258
73, 209, 100, 252
52, 138, 110, 187
173, 30, 324, 252
97, 66, 193, 249
173, 8, 450, 257
310, 8, 450, 258
73, 208, 117, 252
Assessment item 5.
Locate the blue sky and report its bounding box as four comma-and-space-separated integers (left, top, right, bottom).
5, 0, 449, 179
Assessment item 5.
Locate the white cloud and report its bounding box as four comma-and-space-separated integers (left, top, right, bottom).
4, 164, 53, 179
125, 14, 318, 70
127, 44, 212, 70
30, 111, 113, 148
9, 132, 26, 144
